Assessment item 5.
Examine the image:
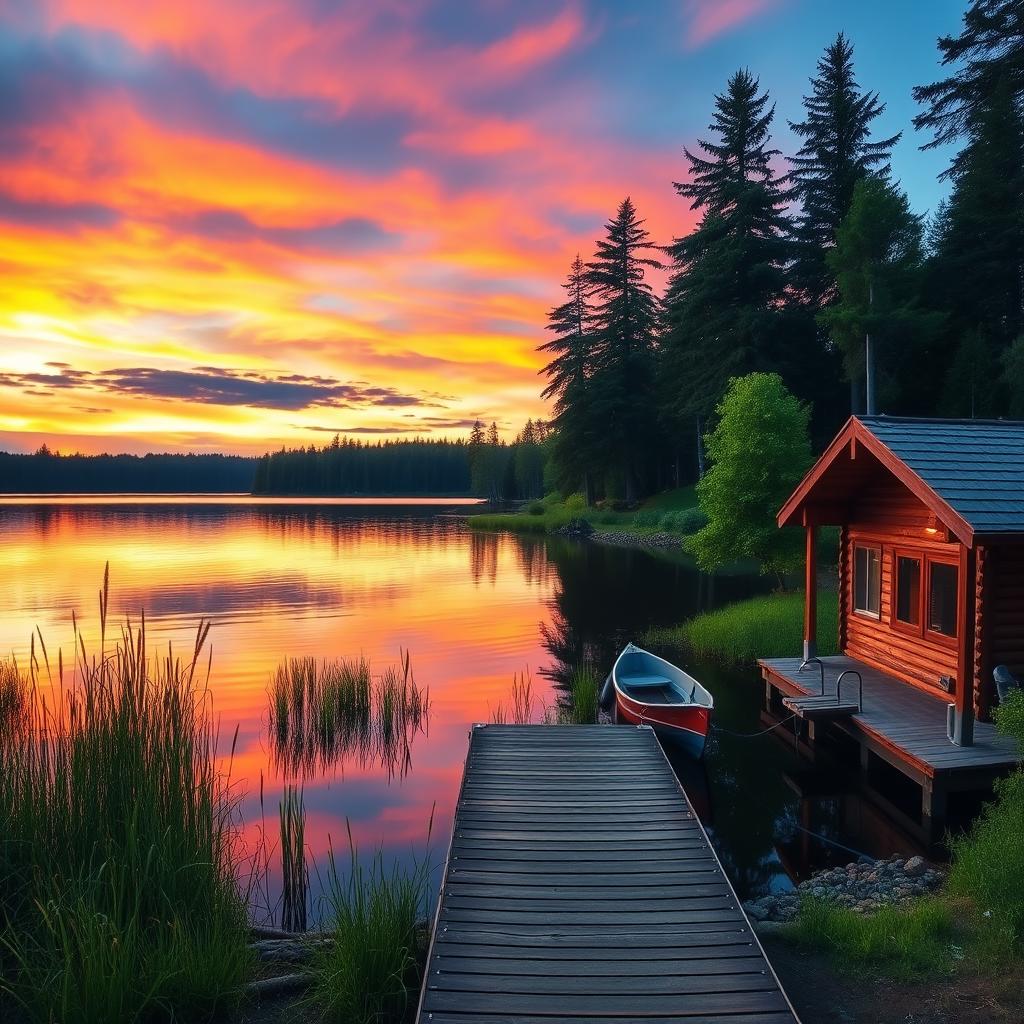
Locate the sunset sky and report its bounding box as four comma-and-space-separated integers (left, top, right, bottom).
0, 0, 964, 456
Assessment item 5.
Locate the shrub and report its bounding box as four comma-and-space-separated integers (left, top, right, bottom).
660, 508, 708, 534
526, 500, 545, 516
563, 492, 588, 514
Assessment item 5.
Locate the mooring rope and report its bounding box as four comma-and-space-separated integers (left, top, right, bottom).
711, 712, 797, 739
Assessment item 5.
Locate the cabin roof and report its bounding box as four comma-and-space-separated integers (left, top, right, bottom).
779, 415, 1024, 545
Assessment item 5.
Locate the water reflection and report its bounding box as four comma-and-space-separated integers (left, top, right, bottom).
0, 499, 922, 919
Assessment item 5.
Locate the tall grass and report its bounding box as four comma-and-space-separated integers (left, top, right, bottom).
0, 570, 252, 1024
645, 590, 839, 664
0, 657, 26, 740
269, 651, 428, 778
307, 820, 432, 1024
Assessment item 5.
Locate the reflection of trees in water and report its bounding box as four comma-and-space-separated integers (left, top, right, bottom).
468, 530, 499, 586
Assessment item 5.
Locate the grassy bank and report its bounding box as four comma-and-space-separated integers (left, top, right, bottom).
645, 590, 839, 664
468, 487, 702, 537
0, 583, 252, 1023
781, 691, 1024, 982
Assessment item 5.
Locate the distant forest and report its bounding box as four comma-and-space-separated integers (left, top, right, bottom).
0, 449, 256, 493
253, 424, 547, 499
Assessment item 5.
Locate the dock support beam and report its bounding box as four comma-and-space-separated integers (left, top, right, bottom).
803, 524, 817, 662
953, 544, 976, 747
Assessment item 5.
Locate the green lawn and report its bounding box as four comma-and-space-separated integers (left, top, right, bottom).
645, 590, 839, 664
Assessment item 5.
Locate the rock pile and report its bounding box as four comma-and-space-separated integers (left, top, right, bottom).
743, 854, 945, 923
592, 530, 680, 549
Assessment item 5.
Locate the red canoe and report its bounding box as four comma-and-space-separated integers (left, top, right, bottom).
610, 643, 714, 759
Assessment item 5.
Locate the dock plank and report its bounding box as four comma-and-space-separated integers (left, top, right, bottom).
416, 725, 798, 1023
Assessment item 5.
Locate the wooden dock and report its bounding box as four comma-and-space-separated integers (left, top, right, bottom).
761, 655, 1020, 838
417, 724, 798, 1023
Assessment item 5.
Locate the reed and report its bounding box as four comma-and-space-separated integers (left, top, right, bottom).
268, 651, 428, 778
490, 669, 535, 725
0, 571, 252, 1024
279, 784, 308, 933
307, 818, 433, 1024
566, 663, 600, 724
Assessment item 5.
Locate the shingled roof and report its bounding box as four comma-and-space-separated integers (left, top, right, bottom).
860, 417, 1024, 536
779, 415, 1024, 543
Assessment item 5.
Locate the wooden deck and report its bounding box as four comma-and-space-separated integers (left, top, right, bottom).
417, 724, 798, 1024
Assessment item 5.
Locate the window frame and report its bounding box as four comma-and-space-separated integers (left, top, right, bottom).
888, 547, 959, 647
891, 548, 924, 636
924, 555, 959, 646
852, 543, 882, 620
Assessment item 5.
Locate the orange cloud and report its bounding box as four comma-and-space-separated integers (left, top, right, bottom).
682, 0, 786, 49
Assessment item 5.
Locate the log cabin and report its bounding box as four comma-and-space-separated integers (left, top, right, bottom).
758, 416, 1023, 839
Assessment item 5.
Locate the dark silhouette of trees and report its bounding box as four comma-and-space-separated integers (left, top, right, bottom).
0, 450, 255, 493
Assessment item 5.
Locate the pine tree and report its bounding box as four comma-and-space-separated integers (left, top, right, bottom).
538, 255, 600, 501
913, 0, 1023, 177
584, 198, 661, 503
789, 33, 901, 307
661, 70, 794, 451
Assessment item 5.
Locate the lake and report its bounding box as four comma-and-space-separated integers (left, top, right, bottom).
0, 497, 924, 923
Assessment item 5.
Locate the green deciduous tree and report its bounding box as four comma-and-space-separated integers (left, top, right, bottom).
690, 373, 812, 580
821, 176, 941, 414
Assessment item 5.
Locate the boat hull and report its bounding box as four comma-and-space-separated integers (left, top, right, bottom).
615, 690, 711, 759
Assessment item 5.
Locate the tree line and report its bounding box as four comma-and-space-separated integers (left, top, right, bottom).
541, 2, 1024, 502
252, 427, 548, 499
0, 448, 256, 493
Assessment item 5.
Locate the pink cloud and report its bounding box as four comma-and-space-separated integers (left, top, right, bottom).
683, 0, 786, 49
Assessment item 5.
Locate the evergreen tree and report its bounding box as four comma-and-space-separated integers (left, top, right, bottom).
913, 0, 1023, 177
821, 176, 941, 414
538, 255, 600, 501
661, 70, 795, 455
584, 198, 661, 503
789, 33, 901, 307
916, 3, 1024, 413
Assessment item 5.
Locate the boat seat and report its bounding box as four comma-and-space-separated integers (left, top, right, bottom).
619, 673, 673, 688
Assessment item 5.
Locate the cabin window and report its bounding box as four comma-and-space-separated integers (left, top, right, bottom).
895, 555, 922, 626
928, 561, 958, 638
853, 545, 880, 617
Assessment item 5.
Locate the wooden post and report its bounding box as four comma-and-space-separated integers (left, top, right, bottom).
953, 543, 977, 747
804, 523, 818, 662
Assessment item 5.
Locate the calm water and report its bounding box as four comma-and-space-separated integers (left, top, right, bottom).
0, 498, 922, 922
